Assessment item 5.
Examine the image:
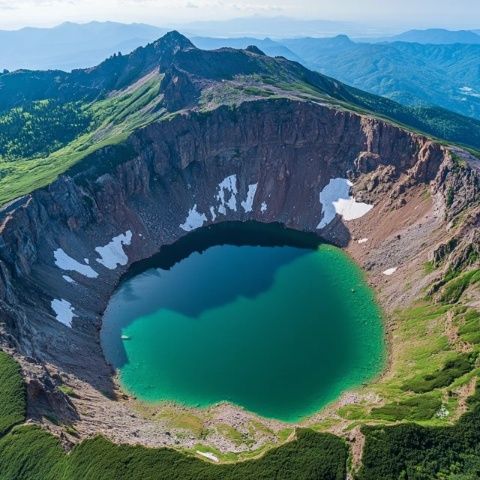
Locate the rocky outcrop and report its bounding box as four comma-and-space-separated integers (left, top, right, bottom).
428, 148, 480, 275
0, 97, 451, 441
435, 149, 480, 220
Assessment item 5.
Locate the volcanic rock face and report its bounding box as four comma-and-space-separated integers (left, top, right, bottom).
0, 96, 451, 442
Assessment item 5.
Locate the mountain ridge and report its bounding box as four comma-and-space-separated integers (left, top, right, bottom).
1, 30, 480, 208
2, 22, 480, 124
380, 28, 480, 44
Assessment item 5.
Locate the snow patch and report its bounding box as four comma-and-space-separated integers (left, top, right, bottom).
209, 206, 217, 221
197, 451, 219, 463
51, 299, 76, 328
62, 275, 75, 284
383, 267, 398, 276
459, 86, 480, 98
317, 178, 373, 229
216, 175, 238, 215
358, 238, 369, 244
180, 205, 208, 231
241, 183, 258, 213
54, 249, 98, 278
95, 231, 133, 270
261, 202, 267, 213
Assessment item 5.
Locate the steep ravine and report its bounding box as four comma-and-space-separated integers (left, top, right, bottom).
0, 97, 456, 449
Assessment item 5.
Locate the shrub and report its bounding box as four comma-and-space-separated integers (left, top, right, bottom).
370, 394, 442, 422
402, 353, 475, 393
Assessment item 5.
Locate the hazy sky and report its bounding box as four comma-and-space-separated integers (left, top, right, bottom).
0, 0, 479, 31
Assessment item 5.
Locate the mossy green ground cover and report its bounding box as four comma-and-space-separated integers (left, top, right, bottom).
401, 353, 476, 394
440, 269, 480, 304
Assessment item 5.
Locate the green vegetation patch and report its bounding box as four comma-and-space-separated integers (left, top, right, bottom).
155, 408, 206, 438
458, 309, 480, 345
0, 425, 67, 480
0, 350, 26, 436
338, 405, 369, 421
402, 353, 476, 394
217, 424, 245, 446
370, 394, 442, 422
359, 385, 480, 480
57, 385, 76, 397
423, 261, 435, 275
440, 269, 480, 304
0, 100, 92, 161
0, 74, 163, 206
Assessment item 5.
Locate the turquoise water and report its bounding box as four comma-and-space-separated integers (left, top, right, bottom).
101, 223, 385, 422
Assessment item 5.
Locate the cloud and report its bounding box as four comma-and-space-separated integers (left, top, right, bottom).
0, 0, 78, 9
230, 2, 283, 13
0, 0, 69, 5
1, 0, 479, 30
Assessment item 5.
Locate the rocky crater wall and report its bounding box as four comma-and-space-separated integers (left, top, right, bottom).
0, 98, 447, 414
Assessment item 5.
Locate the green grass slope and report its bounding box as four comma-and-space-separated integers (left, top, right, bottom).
0, 350, 26, 436
0, 73, 163, 205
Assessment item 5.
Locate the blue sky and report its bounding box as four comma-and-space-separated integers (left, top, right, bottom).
0, 0, 479, 31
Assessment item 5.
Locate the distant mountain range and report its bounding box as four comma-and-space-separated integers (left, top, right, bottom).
0, 21, 166, 71
1, 22, 480, 121
370, 28, 480, 44
280, 36, 480, 120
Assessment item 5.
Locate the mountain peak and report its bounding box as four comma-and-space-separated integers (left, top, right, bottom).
245, 45, 266, 56
153, 30, 196, 54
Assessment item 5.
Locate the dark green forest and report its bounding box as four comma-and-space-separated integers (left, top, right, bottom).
0, 100, 91, 160
359, 387, 480, 479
